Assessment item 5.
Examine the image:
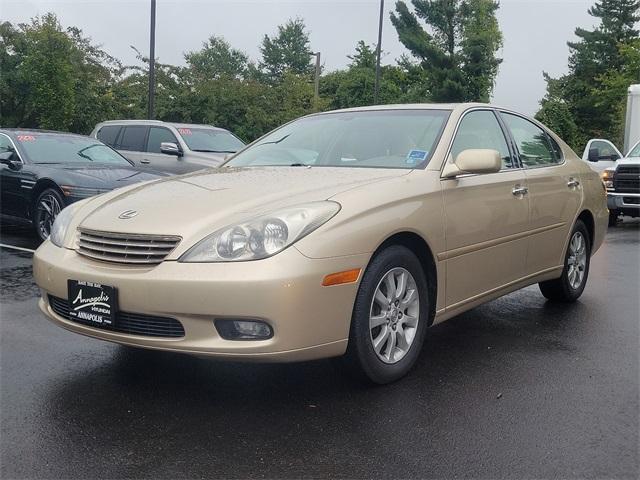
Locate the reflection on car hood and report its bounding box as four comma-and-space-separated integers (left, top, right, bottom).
56, 164, 165, 186
78, 166, 409, 242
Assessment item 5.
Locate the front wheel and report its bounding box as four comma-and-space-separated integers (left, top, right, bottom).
539, 220, 591, 302
608, 211, 619, 227
33, 188, 65, 242
342, 245, 429, 384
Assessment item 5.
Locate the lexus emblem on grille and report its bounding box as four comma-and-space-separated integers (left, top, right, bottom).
118, 210, 138, 219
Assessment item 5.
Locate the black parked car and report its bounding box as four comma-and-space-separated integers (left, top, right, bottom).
0, 129, 164, 241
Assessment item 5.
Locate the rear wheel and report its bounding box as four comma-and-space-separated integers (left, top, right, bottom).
343, 245, 429, 384
33, 188, 64, 241
539, 220, 591, 302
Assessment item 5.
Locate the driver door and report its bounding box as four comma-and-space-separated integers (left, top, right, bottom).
440, 110, 530, 309
0, 134, 25, 217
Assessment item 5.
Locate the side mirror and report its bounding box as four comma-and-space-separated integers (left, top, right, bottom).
160, 142, 182, 157
588, 148, 600, 162
0, 151, 20, 170
442, 149, 502, 178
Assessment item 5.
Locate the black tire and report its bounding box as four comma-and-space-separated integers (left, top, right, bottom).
342, 245, 430, 384
539, 220, 591, 302
32, 188, 65, 242
608, 211, 619, 227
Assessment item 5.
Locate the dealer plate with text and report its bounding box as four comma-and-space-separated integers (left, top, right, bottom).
67, 280, 117, 326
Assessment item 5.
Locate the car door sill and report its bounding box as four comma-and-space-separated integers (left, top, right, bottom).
433, 265, 563, 324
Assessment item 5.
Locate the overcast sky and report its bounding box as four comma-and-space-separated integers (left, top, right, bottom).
2, 0, 598, 115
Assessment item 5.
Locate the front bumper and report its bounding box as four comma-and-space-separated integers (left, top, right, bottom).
34, 240, 369, 361
607, 192, 640, 216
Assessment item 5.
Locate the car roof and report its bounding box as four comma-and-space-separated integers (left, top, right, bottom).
96, 120, 228, 132
0, 128, 90, 138
318, 102, 494, 115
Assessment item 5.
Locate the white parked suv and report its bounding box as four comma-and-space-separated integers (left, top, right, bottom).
91, 120, 245, 174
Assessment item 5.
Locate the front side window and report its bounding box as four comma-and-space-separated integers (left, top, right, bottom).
15, 134, 131, 165
451, 110, 513, 168
501, 113, 558, 167
96, 126, 121, 147
118, 126, 148, 152
147, 127, 178, 153
226, 109, 450, 169
178, 128, 244, 153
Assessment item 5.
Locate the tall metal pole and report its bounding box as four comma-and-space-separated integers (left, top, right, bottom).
148, 0, 156, 120
313, 52, 321, 108
374, 0, 384, 104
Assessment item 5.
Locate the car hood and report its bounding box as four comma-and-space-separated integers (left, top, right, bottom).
77, 167, 410, 250
51, 164, 164, 187
615, 157, 640, 166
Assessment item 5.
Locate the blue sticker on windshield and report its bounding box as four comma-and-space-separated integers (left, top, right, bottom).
406, 150, 428, 164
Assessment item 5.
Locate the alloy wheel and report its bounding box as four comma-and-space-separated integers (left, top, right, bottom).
369, 267, 420, 364
567, 231, 587, 290
37, 193, 62, 239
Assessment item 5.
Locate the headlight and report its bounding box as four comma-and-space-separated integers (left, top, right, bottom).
601, 169, 615, 189
50, 203, 79, 247
179, 201, 340, 262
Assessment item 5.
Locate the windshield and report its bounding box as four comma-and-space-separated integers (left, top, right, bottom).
627, 141, 640, 158
226, 109, 450, 169
15, 134, 131, 165
177, 127, 245, 153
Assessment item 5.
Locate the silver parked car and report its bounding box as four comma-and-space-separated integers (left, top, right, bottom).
91, 120, 245, 174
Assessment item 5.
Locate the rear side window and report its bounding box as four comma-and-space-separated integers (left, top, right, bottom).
451, 110, 513, 169
96, 126, 121, 147
501, 113, 559, 167
118, 126, 148, 152
147, 127, 178, 153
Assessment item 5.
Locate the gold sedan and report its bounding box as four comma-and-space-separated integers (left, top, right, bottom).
33, 104, 608, 383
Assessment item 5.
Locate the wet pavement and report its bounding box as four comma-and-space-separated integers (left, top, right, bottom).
1, 221, 638, 479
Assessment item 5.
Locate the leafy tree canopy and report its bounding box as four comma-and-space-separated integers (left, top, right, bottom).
259, 18, 313, 82
390, 0, 503, 102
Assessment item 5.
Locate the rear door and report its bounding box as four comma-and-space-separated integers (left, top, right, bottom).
441, 109, 529, 309
115, 126, 149, 167
143, 127, 187, 174
500, 112, 582, 276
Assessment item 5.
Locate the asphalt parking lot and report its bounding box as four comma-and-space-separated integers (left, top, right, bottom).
1, 221, 638, 479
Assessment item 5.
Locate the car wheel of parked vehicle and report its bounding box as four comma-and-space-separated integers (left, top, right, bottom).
33, 188, 65, 241
539, 220, 591, 302
608, 211, 619, 227
343, 245, 429, 384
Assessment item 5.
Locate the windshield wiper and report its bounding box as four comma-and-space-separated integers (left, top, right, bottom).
192, 149, 236, 153
289, 163, 310, 167
255, 134, 291, 147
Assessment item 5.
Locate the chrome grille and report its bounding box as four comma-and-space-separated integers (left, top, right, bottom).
77, 228, 181, 265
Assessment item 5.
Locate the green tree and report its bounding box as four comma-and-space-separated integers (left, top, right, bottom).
0, 13, 120, 133
185, 36, 251, 81
259, 18, 313, 81
321, 41, 407, 109
539, 0, 640, 150
390, 0, 502, 102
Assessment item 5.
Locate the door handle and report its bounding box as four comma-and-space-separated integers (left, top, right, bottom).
567, 178, 580, 188
140, 159, 151, 164
512, 185, 528, 197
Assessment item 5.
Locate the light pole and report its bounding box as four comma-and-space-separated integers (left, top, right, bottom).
148, 0, 156, 120
374, 0, 384, 104
312, 51, 321, 108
